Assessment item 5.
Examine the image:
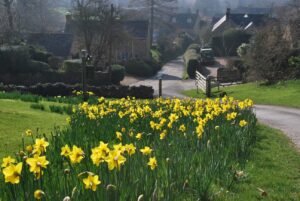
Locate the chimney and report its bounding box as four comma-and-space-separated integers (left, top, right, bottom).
226, 8, 231, 19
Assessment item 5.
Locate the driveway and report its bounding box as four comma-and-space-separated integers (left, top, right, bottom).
131, 57, 300, 149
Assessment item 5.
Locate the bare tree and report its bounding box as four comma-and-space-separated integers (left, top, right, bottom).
129, 0, 177, 47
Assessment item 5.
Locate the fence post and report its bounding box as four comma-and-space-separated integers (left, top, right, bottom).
159, 78, 162, 97
206, 76, 211, 98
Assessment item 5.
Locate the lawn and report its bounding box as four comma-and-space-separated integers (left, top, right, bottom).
182, 79, 300, 108
215, 124, 300, 200
0, 99, 67, 158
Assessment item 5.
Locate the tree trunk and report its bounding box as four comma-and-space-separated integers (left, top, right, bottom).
4, 0, 14, 31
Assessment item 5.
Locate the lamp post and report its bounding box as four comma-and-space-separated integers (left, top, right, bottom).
81, 49, 88, 102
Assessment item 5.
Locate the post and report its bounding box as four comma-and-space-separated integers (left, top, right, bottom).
206, 76, 211, 98
81, 49, 88, 102
159, 78, 162, 97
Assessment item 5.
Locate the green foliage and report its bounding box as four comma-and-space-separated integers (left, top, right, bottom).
150, 49, 161, 63
0, 45, 51, 74
187, 43, 201, 52
28, 46, 52, 63
237, 43, 250, 58
0, 46, 31, 74
183, 48, 200, 78
212, 29, 251, 56
111, 64, 125, 84
125, 60, 153, 77
28, 60, 51, 73
62, 59, 82, 73
288, 56, 300, 68
30, 103, 45, 111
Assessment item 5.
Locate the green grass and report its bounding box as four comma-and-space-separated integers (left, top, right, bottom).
216, 124, 300, 200
0, 99, 67, 158
182, 79, 300, 108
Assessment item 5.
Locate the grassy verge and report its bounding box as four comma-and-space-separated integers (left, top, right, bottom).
0, 99, 67, 158
216, 124, 300, 200
182, 79, 300, 108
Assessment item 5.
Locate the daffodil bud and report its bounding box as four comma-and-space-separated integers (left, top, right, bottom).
106, 184, 117, 191
34, 189, 45, 200
137, 194, 144, 201
63, 196, 71, 201
64, 169, 70, 175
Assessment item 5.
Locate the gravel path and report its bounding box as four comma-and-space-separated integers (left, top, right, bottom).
131, 57, 300, 149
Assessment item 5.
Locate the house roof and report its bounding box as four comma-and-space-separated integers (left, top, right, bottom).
212, 12, 267, 32
26, 33, 73, 57
170, 13, 198, 29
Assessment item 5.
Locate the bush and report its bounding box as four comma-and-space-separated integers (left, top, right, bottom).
0, 45, 31, 74
28, 46, 52, 63
28, 60, 51, 73
49, 105, 64, 114
237, 43, 251, 57
125, 60, 153, 77
62, 59, 82, 73
183, 49, 200, 78
111, 64, 125, 84
212, 29, 251, 56
187, 44, 201, 53
30, 103, 45, 111
145, 60, 162, 74
0, 83, 154, 99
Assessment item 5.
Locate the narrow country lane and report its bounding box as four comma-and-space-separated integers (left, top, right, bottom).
254, 105, 300, 149
130, 57, 195, 98
131, 57, 300, 149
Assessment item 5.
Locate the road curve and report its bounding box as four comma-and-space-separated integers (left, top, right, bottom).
254, 105, 300, 149
130, 57, 300, 149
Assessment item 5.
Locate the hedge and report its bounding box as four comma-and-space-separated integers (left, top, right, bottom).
0, 71, 110, 86
0, 83, 154, 99
0, 45, 51, 74
62, 59, 82, 73
125, 60, 153, 77
183, 48, 200, 78
111, 64, 125, 84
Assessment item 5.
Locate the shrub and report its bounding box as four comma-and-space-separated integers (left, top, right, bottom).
212, 29, 251, 56
28, 60, 51, 73
49, 105, 64, 114
187, 43, 201, 53
183, 49, 200, 78
28, 46, 52, 63
30, 103, 45, 111
62, 59, 82, 73
0, 45, 31, 74
237, 43, 251, 57
111, 64, 125, 84
125, 60, 153, 77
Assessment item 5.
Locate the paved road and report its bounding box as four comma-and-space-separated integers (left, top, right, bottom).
131, 57, 300, 149
255, 105, 300, 149
130, 57, 195, 98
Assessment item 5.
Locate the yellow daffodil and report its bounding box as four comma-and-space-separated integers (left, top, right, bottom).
116, 131, 122, 141
26, 155, 49, 179
105, 150, 126, 170
1, 156, 16, 168
25, 129, 33, 136
90, 142, 110, 166
34, 189, 45, 200
61, 145, 71, 157
147, 157, 157, 170
140, 146, 152, 156
33, 138, 49, 155
160, 130, 167, 140
2, 162, 22, 184
124, 143, 136, 156
69, 145, 85, 164
239, 120, 248, 127
179, 124, 186, 132
135, 133, 142, 140
83, 175, 101, 191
